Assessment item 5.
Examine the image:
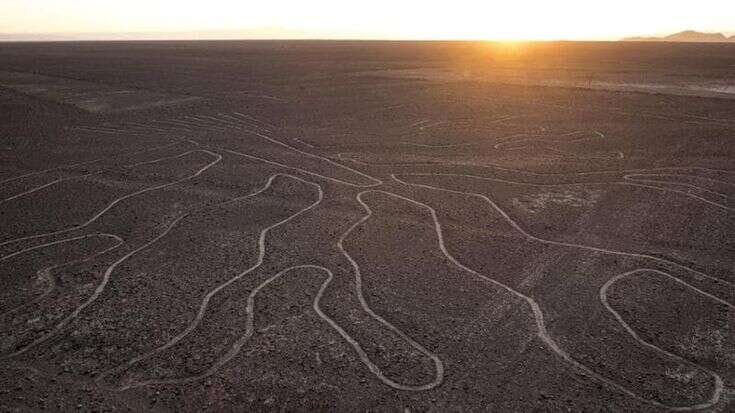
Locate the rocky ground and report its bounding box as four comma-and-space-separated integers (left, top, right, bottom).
0, 40, 734, 411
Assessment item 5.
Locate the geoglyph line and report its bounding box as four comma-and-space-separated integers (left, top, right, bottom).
396, 170, 735, 212
98, 172, 442, 392
0, 167, 287, 359
0, 233, 125, 358
104, 266, 340, 389
244, 129, 383, 187
187, 115, 236, 130
0, 150, 223, 247
393, 173, 734, 290
493, 130, 605, 150
340, 146, 733, 210
600, 268, 731, 408
625, 174, 734, 198
358, 187, 725, 410
626, 173, 735, 188
292, 137, 316, 148
0, 159, 101, 186
0, 217, 189, 359
219, 113, 272, 133
206, 143, 383, 188
542, 146, 625, 160
401, 128, 624, 161
335, 192, 454, 390
398, 127, 594, 149
194, 114, 257, 132
441, 91, 734, 127
231, 112, 276, 129
1, 175, 96, 204
0, 233, 125, 319
96, 173, 325, 387
106, 262, 438, 391
114, 112, 272, 137
338, 149, 734, 211
6, 109, 730, 409
1, 139, 185, 189
114, 115, 384, 187
2, 146, 196, 205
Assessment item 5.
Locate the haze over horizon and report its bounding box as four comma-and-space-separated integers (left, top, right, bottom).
1, 0, 734, 41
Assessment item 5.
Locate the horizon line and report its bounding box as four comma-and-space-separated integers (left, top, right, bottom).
2, 29, 734, 43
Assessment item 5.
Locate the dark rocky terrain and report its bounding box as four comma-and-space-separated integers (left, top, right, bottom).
0, 40, 734, 411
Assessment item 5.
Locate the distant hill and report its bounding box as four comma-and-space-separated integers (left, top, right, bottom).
624, 30, 735, 43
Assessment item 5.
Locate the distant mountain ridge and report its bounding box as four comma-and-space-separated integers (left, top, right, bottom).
624, 30, 735, 43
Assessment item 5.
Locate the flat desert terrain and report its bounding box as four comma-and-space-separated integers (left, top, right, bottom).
0, 41, 734, 411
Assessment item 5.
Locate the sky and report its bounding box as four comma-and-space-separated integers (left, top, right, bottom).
1, 0, 734, 41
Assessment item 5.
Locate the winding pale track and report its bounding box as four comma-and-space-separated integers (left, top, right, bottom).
98, 172, 442, 393
0, 233, 124, 320
0, 139, 186, 187
96, 173, 325, 387
354, 187, 726, 411
393, 173, 734, 290
1, 140, 190, 205
0, 149, 223, 248
95, 113, 384, 187
3, 105, 731, 411
338, 148, 735, 210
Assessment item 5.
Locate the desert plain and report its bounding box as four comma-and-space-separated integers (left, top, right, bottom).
0, 40, 734, 411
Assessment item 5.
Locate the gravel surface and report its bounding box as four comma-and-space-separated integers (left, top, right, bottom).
1, 40, 734, 412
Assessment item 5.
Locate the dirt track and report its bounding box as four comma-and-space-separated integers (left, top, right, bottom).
1, 41, 734, 411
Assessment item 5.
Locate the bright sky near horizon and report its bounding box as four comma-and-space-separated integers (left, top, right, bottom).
1, 0, 734, 40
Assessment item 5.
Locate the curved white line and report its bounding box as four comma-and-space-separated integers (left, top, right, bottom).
335, 192, 447, 391
0, 234, 124, 319
193, 140, 383, 188
494, 130, 605, 150
0, 150, 223, 247
393, 173, 734, 291
245, 129, 383, 187
359, 188, 724, 410
2, 141, 197, 205
625, 173, 735, 188
624, 174, 734, 199
600, 269, 729, 407
231, 112, 276, 129
96, 173, 324, 387
1, 140, 186, 200
0, 233, 125, 356
0, 159, 101, 186
393, 170, 734, 212
131, 115, 361, 197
